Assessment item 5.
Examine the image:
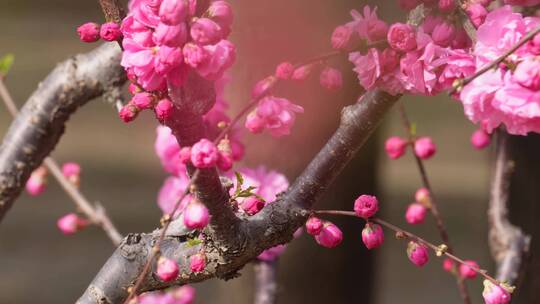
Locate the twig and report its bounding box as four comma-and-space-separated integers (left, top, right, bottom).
0, 77, 122, 245
254, 261, 278, 304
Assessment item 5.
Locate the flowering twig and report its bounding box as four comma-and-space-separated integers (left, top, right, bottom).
0, 77, 123, 245
398, 102, 471, 304
254, 261, 279, 304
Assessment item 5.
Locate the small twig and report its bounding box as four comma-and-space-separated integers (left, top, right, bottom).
0, 77, 122, 245
254, 261, 279, 304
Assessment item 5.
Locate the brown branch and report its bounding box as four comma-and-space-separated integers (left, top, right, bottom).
488, 129, 530, 284
98, 0, 125, 23
254, 261, 278, 304
0, 43, 126, 223
76, 89, 399, 304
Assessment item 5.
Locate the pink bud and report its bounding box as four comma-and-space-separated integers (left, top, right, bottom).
62, 162, 81, 187
405, 203, 427, 224
179, 146, 192, 164
245, 112, 265, 134
77, 22, 100, 43
128, 83, 141, 95
190, 18, 223, 45
291, 65, 312, 81
57, 213, 88, 235
159, 0, 188, 25
183, 201, 210, 229
241, 196, 265, 215
156, 257, 179, 282
155, 46, 183, 75
26, 166, 48, 196
306, 216, 323, 236
407, 241, 429, 267
398, 0, 421, 10
471, 129, 491, 150
387, 23, 417, 52
443, 258, 455, 273
258, 245, 286, 262
172, 285, 196, 303
331, 25, 355, 50
482, 280, 511, 304
100, 22, 122, 41
319, 67, 343, 91
191, 138, 219, 168
208, 1, 233, 34
466, 4, 487, 28
190, 253, 206, 273
415, 188, 431, 206
459, 260, 479, 279
155, 98, 174, 122
119, 104, 139, 123
217, 152, 233, 171
131, 92, 155, 110
183, 43, 207, 68
432, 22, 456, 47
385, 136, 408, 159
275, 62, 294, 80
361, 223, 385, 249
252, 76, 277, 99
154, 22, 188, 47
354, 194, 379, 219
438, 0, 455, 12
414, 137, 436, 159
314, 222, 343, 248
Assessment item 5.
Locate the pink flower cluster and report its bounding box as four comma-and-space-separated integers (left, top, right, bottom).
459, 6, 540, 135
77, 22, 122, 43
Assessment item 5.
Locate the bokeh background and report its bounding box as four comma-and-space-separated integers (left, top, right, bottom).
0, 0, 500, 303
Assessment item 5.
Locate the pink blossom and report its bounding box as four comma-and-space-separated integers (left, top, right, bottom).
467, 4, 488, 28
159, 0, 188, 25
319, 67, 343, 90
154, 126, 185, 175
208, 1, 234, 35
245, 96, 304, 137
156, 257, 179, 282
361, 223, 385, 249
351, 6, 389, 43
230, 166, 289, 202
77, 22, 100, 43
100, 22, 122, 41
306, 217, 323, 236
240, 196, 265, 215
252, 76, 277, 99
62, 162, 81, 187
514, 57, 540, 90
349, 48, 381, 90
258, 245, 287, 261
172, 285, 196, 304
119, 103, 139, 123
482, 280, 511, 304
157, 175, 192, 215
459, 260, 480, 279
354, 194, 379, 218
179, 146, 192, 164
407, 241, 429, 267
26, 166, 48, 196
131, 92, 155, 110
443, 258, 455, 273
190, 253, 206, 273
385, 136, 408, 159
432, 22, 456, 47
435, 49, 475, 90
275, 62, 294, 80
315, 222, 343, 248
405, 203, 427, 224
191, 138, 219, 168
415, 188, 431, 206
183, 201, 210, 229
291, 65, 312, 81
190, 18, 224, 45
331, 25, 355, 50
387, 23, 417, 52
471, 129, 491, 149
504, 0, 540, 6
155, 98, 174, 122
153, 22, 187, 47
57, 213, 88, 235
193, 40, 236, 80
414, 137, 437, 159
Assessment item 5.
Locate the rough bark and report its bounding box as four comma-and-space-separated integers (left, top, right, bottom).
0, 43, 125, 221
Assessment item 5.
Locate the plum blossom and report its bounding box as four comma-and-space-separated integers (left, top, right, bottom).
245, 96, 304, 137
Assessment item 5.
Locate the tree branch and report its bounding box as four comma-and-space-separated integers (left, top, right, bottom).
254, 261, 278, 304
488, 129, 530, 284
0, 43, 126, 222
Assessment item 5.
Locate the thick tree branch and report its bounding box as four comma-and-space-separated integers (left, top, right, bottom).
254, 261, 278, 304
0, 43, 126, 222
77, 90, 399, 304
488, 130, 531, 284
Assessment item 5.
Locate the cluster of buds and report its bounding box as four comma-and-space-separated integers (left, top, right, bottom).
404, 188, 431, 225
305, 217, 343, 248
77, 22, 122, 43
178, 138, 235, 171
384, 135, 437, 160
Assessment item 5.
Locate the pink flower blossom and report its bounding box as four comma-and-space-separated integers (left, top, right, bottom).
414, 136, 437, 159
362, 223, 385, 249
230, 166, 289, 202
157, 175, 192, 215
514, 57, 540, 90
291, 65, 312, 81
306, 217, 324, 235
387, 23, 417, 52
57, 213, 88, 235
100, 22, 122, 41
183, 201, 210, 229
131, 92, 155, 110
77, 22, 100, 43
459, 260, 480, 279
385, 136, 408, 159
191, 138, 219, 168
190, 253, 206, 273
172, 285, 196, 304
62, 162, 81, 187
354, 194, 379, 218
193, 39, 236, 80
154, 126, 185, 176
119, 103, 139, 123
156, 257, 179, 282
407, 241, 429, 267
190, 18, 224, 45
208, 1, 234, 35
153, 22, 187, 47
179, 146, 192, 165
240, 196, 265, 215
466, 3, 488, 28
315, 222, 343, 248
471, 129, 491, 149
245, 96, 304, 137
405, 203, 427, 224
275, 62, 294, 80
432, 22, 456, 47
155, 98, 174, 122
26, 166, 48, 196
351, 6, 389, 43
482, 280, 511, 304
319, 67, 343, 90
331, 25, 355, 50
159, 0, 188, 25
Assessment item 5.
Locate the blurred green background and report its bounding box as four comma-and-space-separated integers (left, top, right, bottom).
0, 0, 494, 303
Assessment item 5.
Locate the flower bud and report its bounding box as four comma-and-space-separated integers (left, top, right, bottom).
459, 260, 480, 279
315, 221, 343, 248
252, 76, 277, 99
208, 1, 233, 34
190, 18, 223, 45
57, 213, 88, 235
319, 67, 343, 91
245, 112, 265, 134
190, 253, 206, 273
77, 22, 100, 43
275, 62, 294, 80
306, 216, 323, 235
362, 223, 385, 249
100, 22, 122, 41
414, 137, 436, 159
154, 22, 188, 47
62, 162, 81, 187
385, 136, 408, 159
387, 23, 417, 52
466, 3, 487, 29
258, 245, 286, 262
291, 65, 313, 81
128, 83, 141, 95
172, 285, 196, 303
331, 25, 356, 50
155, 98, 173, 122
131, 92, 155, 110
432, 21, 456, 47
354, 194, 379, 219
482, 280, 511, 304
443, 258, 455, 273
407, 241, 429, 267
179, 146, 192, 164
156, 257, 179, 282
415, 188, 431, 207
405, 203, 427, 224
159, 0, 188, 25
471, 129, 491, 150
241, 196, 265, 215
119, 103, 139, 123
26, 166, 48, 196
183, 43, 208, 68
183, 201, 210, 229
191, 138, 219, 168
